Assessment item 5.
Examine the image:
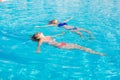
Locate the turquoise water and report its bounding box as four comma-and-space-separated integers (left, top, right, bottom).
0, 0, 120, 80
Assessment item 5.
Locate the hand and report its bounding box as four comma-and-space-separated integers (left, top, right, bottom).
36, 49, 40, 53
35, 26, 40, 28
62, 32, 65, 35
100, 53, 106, 56
69, 16, 73, 19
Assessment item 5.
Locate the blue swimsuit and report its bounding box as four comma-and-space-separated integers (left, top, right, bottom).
58, 22, 77, 30
58, 23, 67, 27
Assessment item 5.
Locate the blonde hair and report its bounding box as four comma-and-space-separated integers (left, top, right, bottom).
48, 20, 58, 24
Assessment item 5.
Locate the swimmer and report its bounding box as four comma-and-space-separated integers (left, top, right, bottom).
0, 0, 6, 2
35, 17, 94, 40
31, 32, 105, 56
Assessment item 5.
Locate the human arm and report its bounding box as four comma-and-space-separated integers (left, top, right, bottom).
35, 25, 50, 28
34, 24, 55, 28
51, 32, 65, 38
36, 39, 43, 53
63, 17, 73, 22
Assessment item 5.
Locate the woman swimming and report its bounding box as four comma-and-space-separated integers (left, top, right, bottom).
36, 17, 94, 39
31, 32, 105, 56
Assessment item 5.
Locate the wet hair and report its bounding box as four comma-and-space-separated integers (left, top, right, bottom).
48, 20, 58, 24
31, 34, 40, 42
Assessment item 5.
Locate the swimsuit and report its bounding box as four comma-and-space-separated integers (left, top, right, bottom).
58, 23, 77, 30
58, 42, 66, 47
58, 23, 67, 27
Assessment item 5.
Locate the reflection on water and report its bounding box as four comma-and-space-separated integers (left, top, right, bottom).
0, 0, 120, 80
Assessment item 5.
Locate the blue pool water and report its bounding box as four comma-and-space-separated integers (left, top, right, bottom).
0, 0, 120, 80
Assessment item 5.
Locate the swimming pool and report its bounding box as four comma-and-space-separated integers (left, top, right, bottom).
0, 0, 120, 80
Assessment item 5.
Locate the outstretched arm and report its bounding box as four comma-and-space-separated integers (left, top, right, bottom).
36, 39, 43, 53
63, 17, 73, 22
35, 25, 50, 28
34, 23, 55, 28
51, 32, 65, 38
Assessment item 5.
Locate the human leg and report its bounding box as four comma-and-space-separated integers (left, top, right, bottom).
62, 43, 105, 56
71, 30, 84, 39
78, 28, 94, 39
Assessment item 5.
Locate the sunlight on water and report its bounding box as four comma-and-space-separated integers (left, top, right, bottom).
0, 0, 120, 80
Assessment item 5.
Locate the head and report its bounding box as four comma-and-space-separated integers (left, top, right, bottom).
31, 32, 41, 42
48, 20, 58, 25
